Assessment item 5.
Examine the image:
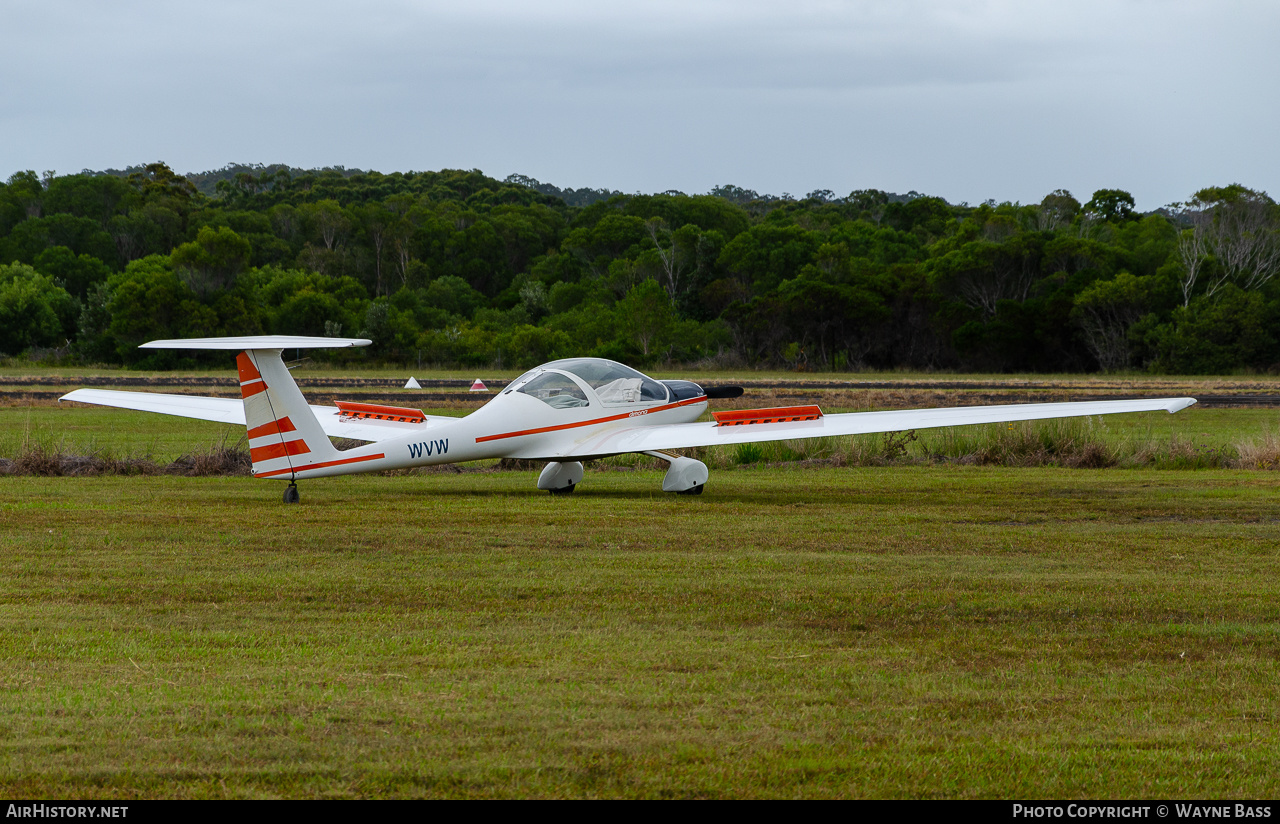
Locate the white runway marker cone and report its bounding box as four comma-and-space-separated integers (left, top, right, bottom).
469, 379, 488, 392
404, 377, 421, 389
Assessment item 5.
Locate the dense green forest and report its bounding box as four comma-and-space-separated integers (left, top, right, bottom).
1, 162, 1277, 373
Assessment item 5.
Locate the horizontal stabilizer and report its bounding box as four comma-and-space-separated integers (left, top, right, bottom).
141, 335, 370, 350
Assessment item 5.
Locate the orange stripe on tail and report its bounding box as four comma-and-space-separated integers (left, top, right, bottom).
237, 352, 268, 398
240, 381, 267, 398
250, 439, 312, 462
236, 352, 262, 383
246, 417, 297, 439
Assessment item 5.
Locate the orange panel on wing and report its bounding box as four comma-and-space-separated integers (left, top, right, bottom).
712, 406, 823, 426
334, 401, 426, 423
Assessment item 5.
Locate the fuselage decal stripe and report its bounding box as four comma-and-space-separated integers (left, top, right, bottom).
474, 396, 707, 443
253, 452, 386, 478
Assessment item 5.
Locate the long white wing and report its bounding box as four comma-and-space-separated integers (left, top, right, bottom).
58, 388, 436, 442
60, 389, 246, 424
560, 397, 1198, 458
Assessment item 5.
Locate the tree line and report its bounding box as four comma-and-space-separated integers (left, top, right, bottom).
1, 162, 1278, 373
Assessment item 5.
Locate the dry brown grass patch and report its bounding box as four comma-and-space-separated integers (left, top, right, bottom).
1235, 430, 1280, 470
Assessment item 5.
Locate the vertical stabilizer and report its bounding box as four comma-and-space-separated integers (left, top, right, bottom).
135, 335, 371, 483
238, 349, 338, 479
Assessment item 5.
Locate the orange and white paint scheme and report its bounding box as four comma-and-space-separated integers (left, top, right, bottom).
61, 336, 1197, 503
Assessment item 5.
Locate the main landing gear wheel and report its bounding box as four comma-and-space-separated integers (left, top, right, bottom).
283, 482, 300, 504
650, 453, 709, 494
538, 461, 583, 494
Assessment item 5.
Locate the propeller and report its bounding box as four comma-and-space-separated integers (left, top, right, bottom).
704, 385, 744, 399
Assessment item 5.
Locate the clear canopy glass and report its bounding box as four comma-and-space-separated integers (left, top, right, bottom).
542, 359, 668, 404
515, 372, 590, 408
508, 359, 670, 407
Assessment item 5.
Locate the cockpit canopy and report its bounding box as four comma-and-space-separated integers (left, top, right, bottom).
509, 358, 672, 408
513, 371, 590, 408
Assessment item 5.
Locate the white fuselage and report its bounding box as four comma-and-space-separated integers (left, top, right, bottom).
282, 370, 708, 479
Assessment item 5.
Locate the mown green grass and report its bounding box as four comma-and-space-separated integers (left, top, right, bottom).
0, 407, 239, 463
1, 468, 1278, 798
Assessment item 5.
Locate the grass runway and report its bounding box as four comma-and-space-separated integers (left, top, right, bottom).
2, 466, 1279, 798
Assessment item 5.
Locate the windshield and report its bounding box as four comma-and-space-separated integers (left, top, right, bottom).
516, 372, 590, 408
542, 358, 668, 404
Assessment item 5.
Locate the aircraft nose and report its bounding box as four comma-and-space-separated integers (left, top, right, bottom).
660, 380, 743, 401
660, 380, 707, 401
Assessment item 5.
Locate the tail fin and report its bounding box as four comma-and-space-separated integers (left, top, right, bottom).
237, 348, 339, 478
140, 335, 370, 480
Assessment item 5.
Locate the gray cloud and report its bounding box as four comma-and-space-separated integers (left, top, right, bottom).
3, 0, 1277, 209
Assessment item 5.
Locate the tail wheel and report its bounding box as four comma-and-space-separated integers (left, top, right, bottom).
283, 483, 300, 504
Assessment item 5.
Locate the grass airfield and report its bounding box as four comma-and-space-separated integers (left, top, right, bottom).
2, 464, 1279, 798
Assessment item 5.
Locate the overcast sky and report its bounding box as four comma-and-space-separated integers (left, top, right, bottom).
3, 0, 1276, 210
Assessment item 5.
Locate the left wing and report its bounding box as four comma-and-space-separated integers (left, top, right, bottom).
60, 389, 246, 424
558, 397, 1197, 458
58, 388, 433, 443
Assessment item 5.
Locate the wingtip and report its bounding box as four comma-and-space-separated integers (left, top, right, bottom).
1167, 397, 1197, 413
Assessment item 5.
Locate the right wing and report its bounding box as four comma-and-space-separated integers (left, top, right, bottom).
58, 388, 442, 443
558, 397, 1198, 458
